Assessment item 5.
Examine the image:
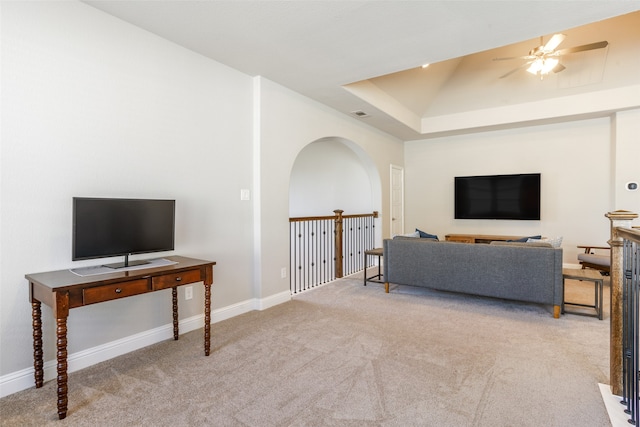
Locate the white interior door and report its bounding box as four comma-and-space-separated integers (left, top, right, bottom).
390, 165, 404, 236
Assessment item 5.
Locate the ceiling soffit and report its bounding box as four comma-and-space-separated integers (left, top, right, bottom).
346, 11, 640, 137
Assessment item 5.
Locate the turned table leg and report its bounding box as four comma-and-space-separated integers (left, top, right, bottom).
32, 301, 44, 388
56, 315, 68, 419
54, 291, 70, 420
172, 287, 179, 340
204, 283, 211, 356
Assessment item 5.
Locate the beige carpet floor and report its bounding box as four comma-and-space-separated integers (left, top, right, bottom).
1, 271, 612, 426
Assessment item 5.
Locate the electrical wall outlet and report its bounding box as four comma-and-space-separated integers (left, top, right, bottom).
281, 267, 287, 279
185, 286, 193, 300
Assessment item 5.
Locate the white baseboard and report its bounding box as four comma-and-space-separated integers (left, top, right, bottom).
0, 293, 290, 398
599, 383, 631, 427
253, 290, 291, 310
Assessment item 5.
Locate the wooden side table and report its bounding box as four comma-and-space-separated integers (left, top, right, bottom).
562, 268, 604, 320
363, 248, 383, 285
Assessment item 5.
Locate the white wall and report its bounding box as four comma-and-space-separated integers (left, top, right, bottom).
612, 109, 640, 210
256, 78, 403, 300
1, 2, 254, 383
405, 112, 639, 265
289, 138, 375, 217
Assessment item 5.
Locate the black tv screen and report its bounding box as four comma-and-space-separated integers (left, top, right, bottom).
73, 197, 175, 267
454, 173, 541, 220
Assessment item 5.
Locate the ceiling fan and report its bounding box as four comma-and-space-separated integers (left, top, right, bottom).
494, 34, 609, 79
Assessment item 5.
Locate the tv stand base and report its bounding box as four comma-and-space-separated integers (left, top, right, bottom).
103, 259, 150, 269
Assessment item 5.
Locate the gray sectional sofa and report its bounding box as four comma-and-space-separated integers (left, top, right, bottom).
382, 237, 564, 318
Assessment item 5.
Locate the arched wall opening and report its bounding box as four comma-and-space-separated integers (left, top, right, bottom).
289, 136, 383, 244
290, 137, 380, 213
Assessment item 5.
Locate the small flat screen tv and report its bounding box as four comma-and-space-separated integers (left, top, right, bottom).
73, 197, 175, 268
454, 173, 541, 220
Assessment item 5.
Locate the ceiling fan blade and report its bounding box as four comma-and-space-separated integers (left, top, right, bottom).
543, 33, 566, 52
555, 41, 608, 56
493, 55, 534, 61
552, 63, 566, 73
499, 61, 533, 79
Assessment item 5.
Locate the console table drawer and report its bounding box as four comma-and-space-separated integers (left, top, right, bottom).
152, 269, 202, 291
83, 279, 150, 305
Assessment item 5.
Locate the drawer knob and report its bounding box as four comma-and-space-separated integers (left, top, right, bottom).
175, 277, 182, 282
115, 288, 122, 294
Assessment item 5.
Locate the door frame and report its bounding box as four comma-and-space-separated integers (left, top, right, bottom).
390, 164, 404, 236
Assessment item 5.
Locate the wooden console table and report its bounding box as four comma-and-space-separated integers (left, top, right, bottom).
26, 255, 215, 420
445, 233, 531, 244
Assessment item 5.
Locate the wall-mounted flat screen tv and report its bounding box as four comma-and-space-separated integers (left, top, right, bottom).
454, 173, 541, 220
73, 197, 175, 268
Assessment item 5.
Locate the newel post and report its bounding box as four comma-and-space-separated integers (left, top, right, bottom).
605, 209, 638, 396
334, 210, 344, 278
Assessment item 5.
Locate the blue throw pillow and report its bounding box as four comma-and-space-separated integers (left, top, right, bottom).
416, 228, 439, 240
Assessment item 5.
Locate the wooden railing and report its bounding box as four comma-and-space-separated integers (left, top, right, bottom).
289, 210, 378, 294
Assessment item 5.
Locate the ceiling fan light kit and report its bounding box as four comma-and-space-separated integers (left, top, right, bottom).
526, 57, 559, 76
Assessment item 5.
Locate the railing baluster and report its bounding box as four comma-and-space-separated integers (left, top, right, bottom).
619, 227, 640, 425
305, 220, 309, 291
